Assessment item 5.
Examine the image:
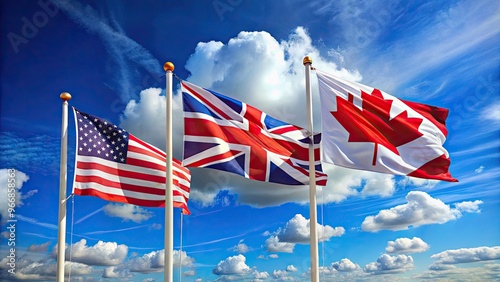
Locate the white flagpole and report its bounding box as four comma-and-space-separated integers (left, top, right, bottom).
56, 92, 71, 282
164, 62, 175, 282
180, 213, 183, 282
303, 56, 319, 282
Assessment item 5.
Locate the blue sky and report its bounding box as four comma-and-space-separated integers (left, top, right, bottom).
1, 0, 499, 281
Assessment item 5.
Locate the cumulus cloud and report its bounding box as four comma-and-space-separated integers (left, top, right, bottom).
361, 191, 483, 232
0, 169, 33, 225
264, 214, 344, 253
103, 203, 153, 223
272, 269, 293, 280
128, 249, 194, 273
364, 254, 414, 274
268, 254, 279, 259
385, 237, 430, 254
332, 258, 360, 272
398, 176, 439, 190
279, 214, 345, 243
253, 270, 269, 279
0, 257, 92, 281
318, 265, 337, 276
119, 28, 394, 209
430, 246, 500, 266
265, 236, 296, 253
229, 239, 250, 254
360, 174, 396, 197
52, 239, 128, 266
102, 266, 132, 278
286, 265, 298, 272
120, 87, 176, 151
103, 266, 120, 278
28, 241, 51, 253
213, 254, 251, 275
317, 165, 397, 204
418, 263, 500, 281
454, 200, 483, 213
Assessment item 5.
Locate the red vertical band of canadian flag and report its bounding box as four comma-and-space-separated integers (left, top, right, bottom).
72, 108, 191, 214
315, 69, 457, 182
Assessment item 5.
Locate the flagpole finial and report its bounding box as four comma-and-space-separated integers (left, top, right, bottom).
303, 56, 312, 65
60, 92, 71, 101
163, 62, 175, 72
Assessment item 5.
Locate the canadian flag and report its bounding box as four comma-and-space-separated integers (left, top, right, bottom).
315, 69, 457, 182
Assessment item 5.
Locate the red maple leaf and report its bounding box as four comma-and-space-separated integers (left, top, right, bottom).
331, 89, 424, 165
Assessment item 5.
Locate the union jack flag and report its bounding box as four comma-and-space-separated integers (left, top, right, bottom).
181, 81, 327, 186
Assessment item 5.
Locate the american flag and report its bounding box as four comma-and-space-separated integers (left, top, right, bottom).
72, 108, 191, 214
181, 81, 327, 186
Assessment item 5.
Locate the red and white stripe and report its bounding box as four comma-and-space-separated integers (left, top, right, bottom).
73, 134, 191, 214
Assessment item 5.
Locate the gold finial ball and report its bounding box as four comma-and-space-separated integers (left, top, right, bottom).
303, 56, 312, 65
163, 62, 175, 72
60, 92, 72, 101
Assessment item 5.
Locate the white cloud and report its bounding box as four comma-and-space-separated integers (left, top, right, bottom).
0, 257, 92, 280
264, 214, 344, 253
229, 240, 250, 254
119, 28, 370, 208
317, 165, 398, 204
264, 214, 346, 255
265, 236, 295, 253
431, 246, 500, 265
103, 203, 153, 223
398, 176, 439, 190
275, 214, 345, 243
360, 174, 395, 197
475, 166, 485, 173
102, 266, 133, 279
272, 269, 292, 280
385, 237, 430, 254
103, 266, 121, 278
52, 239, 128, 266
418, 263, 500, 281
0, 169, 33, 225
480, 102, 500, 123
120, 87, 178, 152
286, 265, 298, 272
212, 254, 251, 275
454, 200, 483, 213
361, 191, 482, 232
28, 241, 51, 253
128, 249, 194, 273
17, 214, 57, 230
318, 265, 337, 275
331, 258, 359, 272
253, 269, 269, 279
269, 254, 279, 259
364, 254, 414, 274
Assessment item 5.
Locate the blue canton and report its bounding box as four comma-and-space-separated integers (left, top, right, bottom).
74, 109, 129, 163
